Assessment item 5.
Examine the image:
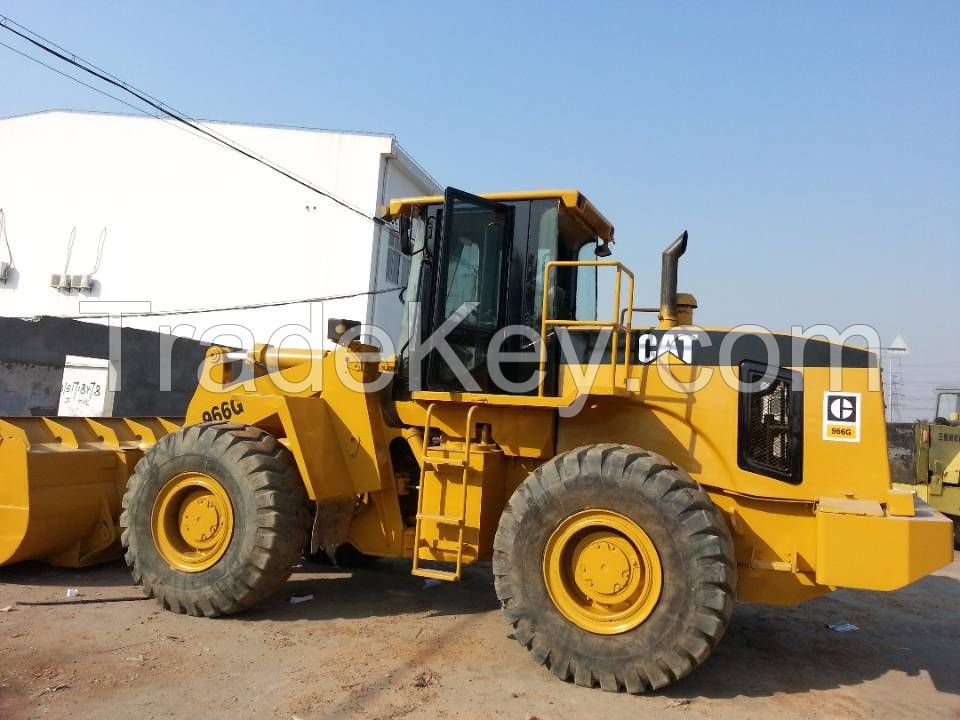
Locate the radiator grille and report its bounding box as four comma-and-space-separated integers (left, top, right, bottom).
738, 364, 802, 482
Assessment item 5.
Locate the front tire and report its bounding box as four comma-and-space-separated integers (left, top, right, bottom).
120, 422, 310, 616
493, 444, 736, 693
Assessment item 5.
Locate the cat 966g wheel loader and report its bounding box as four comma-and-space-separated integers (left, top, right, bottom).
1, 187, 954, 693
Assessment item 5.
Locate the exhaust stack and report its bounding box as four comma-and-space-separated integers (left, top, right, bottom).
659, 231, 688, 325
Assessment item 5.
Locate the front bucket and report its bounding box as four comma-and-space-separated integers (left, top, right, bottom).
0, 417, 181, 568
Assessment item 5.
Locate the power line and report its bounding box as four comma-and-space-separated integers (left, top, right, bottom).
0, 39, 230, 153
15, 286, 402, 321
0, 14, 385, 226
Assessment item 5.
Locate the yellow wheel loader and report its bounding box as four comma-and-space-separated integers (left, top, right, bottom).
1, 187, 954, 693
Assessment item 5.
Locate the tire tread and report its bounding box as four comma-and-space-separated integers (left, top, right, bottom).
120, 422, 309, 616
493, 443, 736, 694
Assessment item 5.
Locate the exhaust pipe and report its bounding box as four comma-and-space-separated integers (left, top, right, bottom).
659, 231, 688, 324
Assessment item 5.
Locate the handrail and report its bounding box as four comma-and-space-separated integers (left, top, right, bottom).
538, 260, 635, 396
620, 307, 660, 326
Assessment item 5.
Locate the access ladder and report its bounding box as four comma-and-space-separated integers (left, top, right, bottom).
411, 403, 478, 581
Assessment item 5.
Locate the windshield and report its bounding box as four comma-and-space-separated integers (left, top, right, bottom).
935, 392, 960, 425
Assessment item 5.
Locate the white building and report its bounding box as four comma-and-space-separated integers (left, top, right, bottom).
0, 110, 439, 349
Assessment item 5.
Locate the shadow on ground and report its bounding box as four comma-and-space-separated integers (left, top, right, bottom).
245, 558, 499, 621
3, 557, 958, 700
0, 559, 134, 589
664, 572, 960, 700
207, 560, 960, 700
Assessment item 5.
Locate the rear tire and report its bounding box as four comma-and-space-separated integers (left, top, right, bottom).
493, 444, 736, 693
120, 422, 310, 616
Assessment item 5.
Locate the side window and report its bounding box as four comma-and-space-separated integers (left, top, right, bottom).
522, 201, 559, 328
522, 201, 598, 327
384, 231, 411, 284
385, 231, 400, 283
575, 241, 598, 321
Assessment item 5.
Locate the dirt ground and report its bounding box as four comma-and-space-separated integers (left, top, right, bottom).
1, 554, 958, 720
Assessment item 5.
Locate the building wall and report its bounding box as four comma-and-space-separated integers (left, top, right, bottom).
0, 110, 439, 416
366, 153, 440, 346
0, 316, 209, 416
0, 111, 437, 350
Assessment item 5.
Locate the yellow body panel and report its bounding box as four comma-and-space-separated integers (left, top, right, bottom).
556, 362, 891, 502
815, 498, 952, 590
894, 481, 960, 520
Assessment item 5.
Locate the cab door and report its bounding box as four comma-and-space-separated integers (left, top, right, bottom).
426, 187, 512, 392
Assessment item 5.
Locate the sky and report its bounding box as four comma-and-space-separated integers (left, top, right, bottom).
1, 1, 957, 420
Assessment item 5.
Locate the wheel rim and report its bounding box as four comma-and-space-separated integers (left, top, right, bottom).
151, 472, 234, 572
543, 509, 663, 635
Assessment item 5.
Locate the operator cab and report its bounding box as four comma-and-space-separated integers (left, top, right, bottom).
934, 388, 960, 426
384, 188, 614, 395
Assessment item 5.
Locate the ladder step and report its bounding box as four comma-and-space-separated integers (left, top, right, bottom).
422, 456, 466, 468
412, 567, 459, 582
416, 512, 463, 526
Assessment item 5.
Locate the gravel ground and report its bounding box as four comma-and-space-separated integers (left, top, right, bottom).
1, 553, 958, 720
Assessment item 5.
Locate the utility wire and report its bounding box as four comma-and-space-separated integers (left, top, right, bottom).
0, 38, 242, 153
0, 33, 261, 159
0, 14, 385, 226
15, 286, 403, 321
0, 32, 280, 165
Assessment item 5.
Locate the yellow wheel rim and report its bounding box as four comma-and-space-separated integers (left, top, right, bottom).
543, 509, 662, 635
151, 472, 234, 572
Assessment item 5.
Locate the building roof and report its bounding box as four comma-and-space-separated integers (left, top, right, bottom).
0, 108, 396, 139
0, 108, 441, 195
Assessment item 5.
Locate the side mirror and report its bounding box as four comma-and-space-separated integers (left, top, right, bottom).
398, 215, 414, 256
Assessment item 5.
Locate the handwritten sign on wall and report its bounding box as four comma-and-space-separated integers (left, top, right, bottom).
58, 355, 115, 417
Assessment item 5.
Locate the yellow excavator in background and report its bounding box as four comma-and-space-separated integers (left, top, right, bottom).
0, 187, 953, 693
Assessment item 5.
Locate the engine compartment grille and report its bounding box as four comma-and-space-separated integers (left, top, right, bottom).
738, 363, 803, 483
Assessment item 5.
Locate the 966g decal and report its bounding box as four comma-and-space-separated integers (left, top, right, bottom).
823, 391, 860, 442
201, 399, 245, 423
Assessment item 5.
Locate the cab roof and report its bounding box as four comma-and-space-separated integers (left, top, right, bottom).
381, 189, 615, 242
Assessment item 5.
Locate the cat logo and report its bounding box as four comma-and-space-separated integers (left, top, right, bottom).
823, 391, 861, 443
636, 332, 697, 364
